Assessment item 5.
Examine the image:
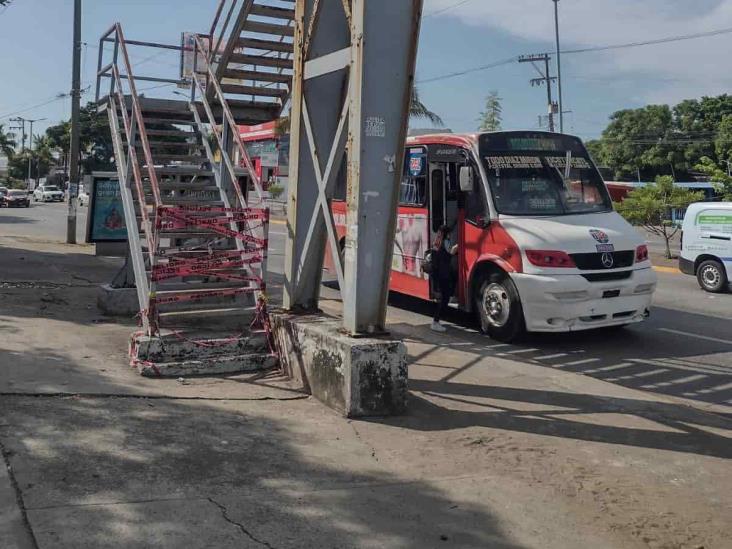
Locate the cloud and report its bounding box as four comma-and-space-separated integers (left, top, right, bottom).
424, 0, 732, 104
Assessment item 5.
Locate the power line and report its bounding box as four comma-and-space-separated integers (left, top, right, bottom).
418, 56, 518, 84
562, 27, 732, 55
423, 0, 475, 18
418, 25, 732, 85
0, 96, 66, 121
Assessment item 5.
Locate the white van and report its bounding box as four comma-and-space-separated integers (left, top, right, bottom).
679, 202, 732, 293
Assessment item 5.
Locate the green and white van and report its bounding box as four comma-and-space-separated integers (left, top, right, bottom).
679, 202, 732, 292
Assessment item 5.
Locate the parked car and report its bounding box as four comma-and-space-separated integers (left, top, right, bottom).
3, 189, 30, 208
0, 187, 8, 206
679, 202, 732, 293
33, 185, 64, 202
78, 187, 90, 207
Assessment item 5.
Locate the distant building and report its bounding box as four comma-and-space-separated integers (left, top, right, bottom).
238, 122, 289, 192
0, 153, 8, 179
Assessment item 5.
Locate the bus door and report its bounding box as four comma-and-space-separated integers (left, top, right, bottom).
428, 151, 464, 300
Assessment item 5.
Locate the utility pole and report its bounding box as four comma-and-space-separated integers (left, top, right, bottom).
25, 118, 46, 189
67, 0, 81, 244
519, 53, 557, 132
9, 117, 27, 151
553, 0, 564, 133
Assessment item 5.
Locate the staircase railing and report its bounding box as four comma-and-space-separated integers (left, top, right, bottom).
190, 32, 265, 202
208, 0, 246, 77
95, 23, 185, 331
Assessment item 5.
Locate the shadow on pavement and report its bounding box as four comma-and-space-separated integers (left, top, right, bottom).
385, 290, 732, 408
0, 213, 36, 225
391, 380, 732, 460
0, 239, 525, 547
0, 370, 522, 548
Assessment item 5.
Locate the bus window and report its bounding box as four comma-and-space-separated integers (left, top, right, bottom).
400, 147, 427, 206
399, 173, 426, 206
431, 168, 445, 232
465, 165, 487, 224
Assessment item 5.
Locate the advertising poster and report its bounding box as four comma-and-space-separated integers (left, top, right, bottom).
89, 178, 128, 242
393, 213, 429, 278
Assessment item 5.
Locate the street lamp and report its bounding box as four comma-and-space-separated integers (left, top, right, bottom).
552, 0, 564, 133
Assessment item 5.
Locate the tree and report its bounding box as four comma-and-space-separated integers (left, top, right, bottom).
410, 85, 443, 127
615, 176, 704, 258
695, 156, 732, 200
31, 135, 54, 183
7, 151, 30, 182
714, 114, 732, 167
45, 120, 71, 172
0, 124, 15, 157
477, 91, 502, 132
599, 105, 679, 180
590, 94, 732, 181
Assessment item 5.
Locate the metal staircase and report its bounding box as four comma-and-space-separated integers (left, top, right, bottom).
94, 2, 294, 375
206, 0, 294, 116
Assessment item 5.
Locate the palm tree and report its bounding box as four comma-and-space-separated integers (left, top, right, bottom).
0, 124, 16, 157
410, 85, 444, 127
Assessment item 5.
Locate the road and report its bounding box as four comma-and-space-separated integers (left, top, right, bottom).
0, 198, 88, 243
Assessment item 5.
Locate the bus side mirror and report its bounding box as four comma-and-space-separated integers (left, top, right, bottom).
459, 166, 474, 192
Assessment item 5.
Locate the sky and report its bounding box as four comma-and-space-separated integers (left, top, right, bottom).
2, 0, 732, 142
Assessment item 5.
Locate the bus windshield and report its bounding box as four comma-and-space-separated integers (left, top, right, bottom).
479, 133, 612, 216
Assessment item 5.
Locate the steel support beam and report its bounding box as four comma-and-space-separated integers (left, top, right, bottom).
283, 0, 423, 334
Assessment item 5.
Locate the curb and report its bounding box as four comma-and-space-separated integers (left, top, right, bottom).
653, 266, 681, 274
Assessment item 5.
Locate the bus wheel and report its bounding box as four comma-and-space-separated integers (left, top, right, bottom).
475, 273, 525, 343
697, 259, 728, 293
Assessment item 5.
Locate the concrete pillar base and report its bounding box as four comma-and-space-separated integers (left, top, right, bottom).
97, 284, 139, 316
271, 313, 407, 417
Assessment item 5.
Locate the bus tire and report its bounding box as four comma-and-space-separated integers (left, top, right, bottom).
475, 272, 525, 343
697, 259, 728, 293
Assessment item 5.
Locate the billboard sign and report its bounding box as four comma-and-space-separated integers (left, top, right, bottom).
87, 176, 128, 242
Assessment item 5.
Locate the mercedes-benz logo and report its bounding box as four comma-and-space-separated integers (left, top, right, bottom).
601, 253, 614, 269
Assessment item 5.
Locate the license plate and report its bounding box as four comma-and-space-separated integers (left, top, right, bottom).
596, 244, 615, 252
602, 290, 620, 299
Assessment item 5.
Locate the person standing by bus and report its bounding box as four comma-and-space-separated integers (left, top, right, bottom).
431, 225, 458, 332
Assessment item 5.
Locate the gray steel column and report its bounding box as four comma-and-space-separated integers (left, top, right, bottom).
283, 0, 423, 333
342, 0, 423, 334
283, 0, 352, 311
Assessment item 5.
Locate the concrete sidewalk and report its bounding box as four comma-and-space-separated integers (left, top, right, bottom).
1, 234, 731, 548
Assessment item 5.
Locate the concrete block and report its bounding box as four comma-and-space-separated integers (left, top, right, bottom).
271, 313, 407, 417
97, 284, 139, 317
135, 352, 278, 378
130, 332, 277, 378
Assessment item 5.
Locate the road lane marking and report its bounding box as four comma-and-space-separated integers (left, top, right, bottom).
642, 374, 707, 389
659, 328, 732, 346
535, 353, 568, 360
560, 358, 600, 367
653, 265, 681, 274
698, 382, 732, 394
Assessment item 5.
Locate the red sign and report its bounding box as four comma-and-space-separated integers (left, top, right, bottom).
239, 121, 277, 142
